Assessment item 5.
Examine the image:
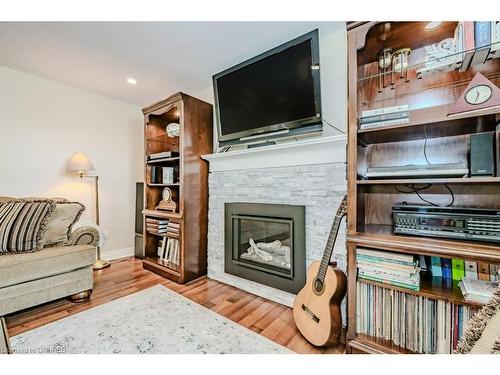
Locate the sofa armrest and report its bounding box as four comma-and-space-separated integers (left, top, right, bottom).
68, 226, 100, 247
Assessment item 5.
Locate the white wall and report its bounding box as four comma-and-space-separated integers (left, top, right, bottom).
193, 23, 348, 144
0, 66, 143, 258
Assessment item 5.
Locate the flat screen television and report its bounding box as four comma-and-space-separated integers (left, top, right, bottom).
213, 29, 322, 146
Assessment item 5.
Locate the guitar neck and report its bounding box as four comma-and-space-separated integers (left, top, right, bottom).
317, 214, 344, 279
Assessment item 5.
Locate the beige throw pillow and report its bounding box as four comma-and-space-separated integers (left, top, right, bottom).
42, 202, 85, 247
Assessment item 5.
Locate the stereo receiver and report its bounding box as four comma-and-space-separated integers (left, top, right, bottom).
392, 205, 500, 243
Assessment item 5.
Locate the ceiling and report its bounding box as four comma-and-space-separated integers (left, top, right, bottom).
0, 22, 344, 107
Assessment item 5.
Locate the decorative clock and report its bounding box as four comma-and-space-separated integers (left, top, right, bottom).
448, 73, 500, 116
156, 187, 177, 212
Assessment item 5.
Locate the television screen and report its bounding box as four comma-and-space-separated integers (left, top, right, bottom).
213, 30, 321, 144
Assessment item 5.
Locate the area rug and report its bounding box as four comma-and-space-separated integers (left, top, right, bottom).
10, 285, 292, 354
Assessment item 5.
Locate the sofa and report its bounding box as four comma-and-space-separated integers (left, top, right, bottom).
0, 197, 99, 353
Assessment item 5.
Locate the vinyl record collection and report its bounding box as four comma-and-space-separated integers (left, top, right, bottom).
356, 282, 479, 354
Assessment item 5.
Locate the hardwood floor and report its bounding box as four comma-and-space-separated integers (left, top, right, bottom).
5, 257, 345, 354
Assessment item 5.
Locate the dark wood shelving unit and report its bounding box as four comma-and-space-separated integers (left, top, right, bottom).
140, 92, 213, 284
346, 22, 500, 354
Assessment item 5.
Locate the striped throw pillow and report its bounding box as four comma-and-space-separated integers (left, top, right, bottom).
0, 200, 56, 254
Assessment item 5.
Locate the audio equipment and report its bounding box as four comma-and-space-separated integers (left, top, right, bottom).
392, 204, 500, 243
366, 162, 468, 179
134, 182, 144, 258
470, 132, 495, 176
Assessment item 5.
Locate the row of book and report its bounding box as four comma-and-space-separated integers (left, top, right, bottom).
425, 256, 500, 283
359, 104, 409, 130
356, 282, 478, 354
356, 247, 420, 291
146, 218, 180, 237
150, 166, 179, 184
157, 237, 180, 265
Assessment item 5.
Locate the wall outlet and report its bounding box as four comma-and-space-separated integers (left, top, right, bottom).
102, 230, 110, 240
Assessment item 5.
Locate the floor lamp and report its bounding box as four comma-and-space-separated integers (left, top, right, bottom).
67, 152, 110, 270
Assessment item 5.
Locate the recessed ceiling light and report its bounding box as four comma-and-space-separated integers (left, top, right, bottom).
425, 22, 442, 31
126, 78, 137, 85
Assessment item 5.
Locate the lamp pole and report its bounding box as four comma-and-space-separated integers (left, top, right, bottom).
80, 173, 110, 270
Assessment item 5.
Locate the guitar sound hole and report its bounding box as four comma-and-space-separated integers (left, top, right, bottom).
313, 278, 324, 294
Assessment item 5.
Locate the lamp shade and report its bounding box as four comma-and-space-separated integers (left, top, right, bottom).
67, 152, 94, 173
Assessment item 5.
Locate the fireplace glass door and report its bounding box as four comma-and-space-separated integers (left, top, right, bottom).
233, 215, 293, 277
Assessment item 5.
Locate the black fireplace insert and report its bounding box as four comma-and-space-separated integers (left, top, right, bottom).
224, 202, 306, 294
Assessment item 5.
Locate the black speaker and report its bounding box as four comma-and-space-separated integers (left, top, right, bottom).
134, 182, 144, 258
470, 132, 495, 177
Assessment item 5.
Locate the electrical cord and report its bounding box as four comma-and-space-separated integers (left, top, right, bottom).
394, 183, 455, 207
323, 119, 346, 134
423, 125, 432, 165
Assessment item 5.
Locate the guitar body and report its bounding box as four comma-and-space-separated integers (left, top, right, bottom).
293, 261, 347, 346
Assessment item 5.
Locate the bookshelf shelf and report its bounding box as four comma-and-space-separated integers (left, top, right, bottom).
348, 335, 415, 355
357, 105, 499, 145
147, 157, 180, 165
146, 133, 179, 144
357, 177, 500, 185
147, 183, 180, 187
358, 275, 485, 308
141, 92, 213, 284
348, 224, 500, 263
143, 209, 182, 220
143, 256, 182, 280
146, 231, 180, 239
347, 22, 500, 354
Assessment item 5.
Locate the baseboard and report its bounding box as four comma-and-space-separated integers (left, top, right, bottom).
102, 247, 134, 261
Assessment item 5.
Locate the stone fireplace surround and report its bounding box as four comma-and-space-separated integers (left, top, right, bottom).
202, 135, 347, 307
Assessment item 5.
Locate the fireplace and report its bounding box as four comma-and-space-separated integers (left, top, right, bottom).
224, 202, 306, 294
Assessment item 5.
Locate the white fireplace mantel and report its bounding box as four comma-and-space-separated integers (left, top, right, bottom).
201, 134, 346, 172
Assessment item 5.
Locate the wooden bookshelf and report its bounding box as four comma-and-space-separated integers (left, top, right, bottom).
140, 92, 213, 284
346, 22, 500, 354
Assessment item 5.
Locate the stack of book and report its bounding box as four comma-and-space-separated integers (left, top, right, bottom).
356, 248, 420, 291
148, 151, 179, 163
359, 105, 409, 130
146, 218, 169, 235
458, 278, 498, 304
166, 221, 180, 238
157, 237, 180, 265
356, 282, 478, 354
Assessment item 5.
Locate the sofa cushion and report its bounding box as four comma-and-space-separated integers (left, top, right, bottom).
0, 199, 56, 254
42, 202, 85, 247
0, 244, 95, 288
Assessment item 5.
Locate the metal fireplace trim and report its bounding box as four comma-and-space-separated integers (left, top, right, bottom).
224, 202, 306, 294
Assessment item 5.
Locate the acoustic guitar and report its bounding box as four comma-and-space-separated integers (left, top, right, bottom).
293, 195, 348, 347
